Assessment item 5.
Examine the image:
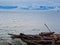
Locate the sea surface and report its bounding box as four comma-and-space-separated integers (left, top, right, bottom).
0, 10, 60, 39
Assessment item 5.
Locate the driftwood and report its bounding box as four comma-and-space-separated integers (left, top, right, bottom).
8, 32, 60, 45
8, 33, 42, 40
39, 32, 55, 36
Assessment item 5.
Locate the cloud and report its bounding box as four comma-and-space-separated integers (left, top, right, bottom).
0, 6, 18, 9
0, 0, 60, 6
30, 6, 55, 10
0, 5, 60, 10
19, 6, 56, 10
0, 0, 60, 10
0, 5, 58, 10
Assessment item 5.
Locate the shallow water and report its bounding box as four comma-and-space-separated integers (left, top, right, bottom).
0, 10, 60, 39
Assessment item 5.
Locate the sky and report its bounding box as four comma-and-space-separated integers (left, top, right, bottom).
0, 0, 60, 10
0, 0, 60, 5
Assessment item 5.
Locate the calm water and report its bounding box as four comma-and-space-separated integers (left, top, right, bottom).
0, 10, 60, 39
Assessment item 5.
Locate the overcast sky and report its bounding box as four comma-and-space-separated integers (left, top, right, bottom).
0, 0, 60, 6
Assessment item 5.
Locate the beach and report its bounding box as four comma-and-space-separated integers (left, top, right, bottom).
0, 38, 27, 45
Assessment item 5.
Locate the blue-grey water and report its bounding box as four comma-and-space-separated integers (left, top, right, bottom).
0, 10, 60, 39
